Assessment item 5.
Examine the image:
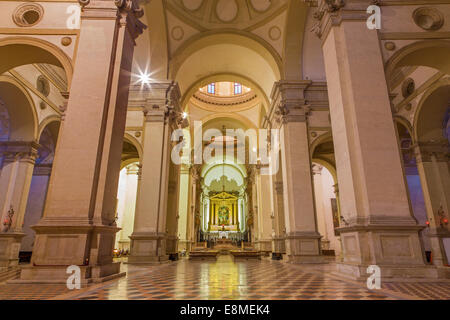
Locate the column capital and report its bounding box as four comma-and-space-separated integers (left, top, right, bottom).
78, 0, 146, 42
413, 140, 450, 163
0, 141, 40, 164
310, 0, 371, 40
126, 163, 140, 175
143, 82, 183, 127
312, 164, 323, 175
269, 80, 312, 125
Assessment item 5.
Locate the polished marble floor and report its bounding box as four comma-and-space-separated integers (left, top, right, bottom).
1, 255, 450, 300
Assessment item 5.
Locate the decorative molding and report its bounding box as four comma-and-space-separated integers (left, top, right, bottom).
412, 7, 444, 31
12, 3, 44, 27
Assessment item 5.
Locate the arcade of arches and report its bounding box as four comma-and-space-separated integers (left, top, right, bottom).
0, 0, 450, 291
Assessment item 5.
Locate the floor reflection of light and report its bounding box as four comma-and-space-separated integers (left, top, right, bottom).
186, 254, 247, 299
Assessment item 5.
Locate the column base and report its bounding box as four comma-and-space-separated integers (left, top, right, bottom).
178, 240, 192, 253
15, 262, 125, 285
117, 240, 131, 251
428, 228, 450, 266
166, 235, 178, 255
128, 232, 169, 264
335, 262, 450, 281
0, 232, 25, 269
271, 252, 283, 260
335, 224, 450, 280
271, 236, 286, 254
15, 223, 123, 283
285, 232, 325, 264
255, 239, 272, 254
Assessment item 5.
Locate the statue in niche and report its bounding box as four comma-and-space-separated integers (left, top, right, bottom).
218, 205, 230, 226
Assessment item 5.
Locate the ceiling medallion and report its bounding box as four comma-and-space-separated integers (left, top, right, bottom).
413, 7, 444, 31
12, 3, 44, 27
182, 0, 203, 11
250, 0, 271, 12
216, 0, 238, 23
171, 26, 184, 41
268, 26, 281, 40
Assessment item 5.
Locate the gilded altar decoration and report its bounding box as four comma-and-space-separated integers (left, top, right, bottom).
218, 205, 230, 226
208, 192, 239, 231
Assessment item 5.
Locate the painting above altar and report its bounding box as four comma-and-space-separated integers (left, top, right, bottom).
208, 192, 239, 231
218, 205, 230, 225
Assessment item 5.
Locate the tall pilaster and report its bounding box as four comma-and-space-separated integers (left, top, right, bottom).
20, 0, 146, 283
255, 165, 273, 253
177, 164, 191, 252
189, 165, 201, 244
270, 172, 286, 257
0, 141, 38, 269
270, 81, 323, 263
314, 0, 433, 279
128, 82, 182, 263
166, 160, 181, 259
414, 141, 450, 268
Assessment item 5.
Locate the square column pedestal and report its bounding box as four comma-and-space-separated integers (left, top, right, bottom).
336, 224, 446, 281
285, 232, 323, 263
18, 225, 123, 285
128, 232, 169, 264
0, 233, 25, 269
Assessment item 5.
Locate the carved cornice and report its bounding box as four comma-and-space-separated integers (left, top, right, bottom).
0, 141, 40, 164
310, 0, 369, 41
78, 0, 146, 41
143, 82, 182, 126
269, 80, 312, 126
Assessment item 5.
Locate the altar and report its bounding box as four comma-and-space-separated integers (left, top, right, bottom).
208, 191, 240, 232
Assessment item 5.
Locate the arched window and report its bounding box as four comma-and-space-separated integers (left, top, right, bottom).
234, 82, 242, 95
207, 83, 215, 94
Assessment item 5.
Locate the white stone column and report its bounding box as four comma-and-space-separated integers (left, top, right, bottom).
315, 0, 430, 279
117, 164, 138, 251
166, 160, 181, 258
0, 141, 38, 269
414, 142, 450, 269
312, 164, 330, 250
177, 164, 191, 252
129, 82, 181, 263
255, 166, 273, 253
271, 81, 323, 263
20, 0, 146, 283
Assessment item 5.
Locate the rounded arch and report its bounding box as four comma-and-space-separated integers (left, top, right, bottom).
385, 40, 450, 80
0, 36, 73, 88
393, 115, 415, 144
310, 132, 333, 156
312, 158, 337, 185
201, 154, 247, 180
38, 115, 61, 140
200, 112, 258, 131
170, 31, 281, 100
0, 75, 38, 141
123, 133, 143, 160
181, 73, 270, 112
120, 158, 140, 171
413, 77, 450, 142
